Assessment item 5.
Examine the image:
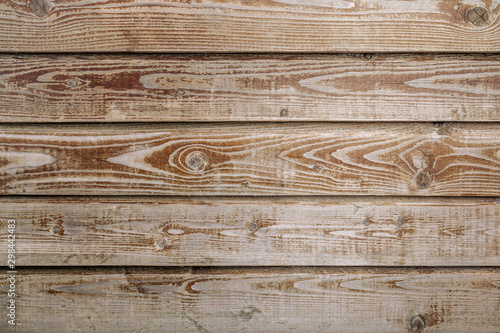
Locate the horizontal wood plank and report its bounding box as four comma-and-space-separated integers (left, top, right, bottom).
0, 0, 500, 52
0, 197, 499, 266
1, 267, 499, 332
1, 54, 500, 122
1, 123, 500, 196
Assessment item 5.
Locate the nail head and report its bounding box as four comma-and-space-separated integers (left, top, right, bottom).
410, 315, 425, 333
246, 221, 260, 232
468, 7, 489, 26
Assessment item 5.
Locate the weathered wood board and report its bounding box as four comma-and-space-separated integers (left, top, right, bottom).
1, 123, 500, 196
0, 197, 499, 266
1, 0, 500, 52
1, 268, 499, 332
1, 54, 500, 122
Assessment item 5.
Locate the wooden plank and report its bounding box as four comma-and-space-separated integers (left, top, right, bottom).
1, 267, 499, 332
1, 54, 500, 122
0, 1, 499, 53
1, 123, 500, 196
0, 197, 499, 266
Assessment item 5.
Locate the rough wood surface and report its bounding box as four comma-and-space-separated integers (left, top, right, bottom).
1, 123, 500, 196
1, 267, 499, 332
1, 54, 500, 122
1, 0, 500, 52
0, 197, 499, 266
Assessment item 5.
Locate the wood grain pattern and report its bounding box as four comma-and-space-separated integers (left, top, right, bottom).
0, 197, 499, 266
1, 123, 500, 196
1, 54, 500, 122
1, 267, 499, 332
1, 0, 500, 52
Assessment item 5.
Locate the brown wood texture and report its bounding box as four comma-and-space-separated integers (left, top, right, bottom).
1, 267, 499, 332
1, 123, 500, 196
1, 0, 500, 331
1, 54, 500, 122
1, 0, 500, 52
0, 197, 499, 266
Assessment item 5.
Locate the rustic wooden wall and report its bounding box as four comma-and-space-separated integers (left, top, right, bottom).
0, 0, 499, 332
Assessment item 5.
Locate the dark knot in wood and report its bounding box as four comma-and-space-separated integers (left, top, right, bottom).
246, 221, 260, 232
415, 170, 432, 189
28, 0, 50, 17
468, 7, 489, 26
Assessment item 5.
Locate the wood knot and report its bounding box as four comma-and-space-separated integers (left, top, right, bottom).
246, 221, 261, 232
313, 164, 325, 172
186, 151, 209, 172
415, 170, 433, 189
67, 79, 78, 87
173, 88, 185, 97
28, 0, 51, 17
50, 226, 64, 235
433, 122, 451, 135
279, 109, 289, 117
156, 237, 169, 250
410, 315, 425, 333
